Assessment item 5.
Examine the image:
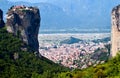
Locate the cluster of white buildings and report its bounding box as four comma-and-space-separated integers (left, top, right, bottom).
39, 40, 110, 69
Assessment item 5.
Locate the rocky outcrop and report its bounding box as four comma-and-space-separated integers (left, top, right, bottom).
0, 9, 5, 28
112, 5, 120, 31
111, 5, 120, 57
6, 6, 40, 53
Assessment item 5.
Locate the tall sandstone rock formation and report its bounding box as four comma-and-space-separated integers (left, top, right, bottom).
6, 6, 40, 53
111, 5, 120, 57
0, 9, 5, 28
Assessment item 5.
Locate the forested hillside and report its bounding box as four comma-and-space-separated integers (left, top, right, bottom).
56, 54, 120, 78
0, 27, 69, 78
0, 27, 120, 78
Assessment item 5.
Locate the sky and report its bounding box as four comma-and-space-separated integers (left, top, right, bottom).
8, 0, 47, 3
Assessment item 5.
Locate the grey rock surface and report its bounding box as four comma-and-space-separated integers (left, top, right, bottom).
0, 9, 5, 28
112, 5, 120, 31
111, 5, 120, 57
6, 6, 40, 53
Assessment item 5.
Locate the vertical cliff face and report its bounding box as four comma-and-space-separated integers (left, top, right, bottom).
6, 6, 41, 53
0, 9, 5, 28
111, 5, 120, 57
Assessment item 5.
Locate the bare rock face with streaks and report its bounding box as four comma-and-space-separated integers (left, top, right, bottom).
112, 5, 120, 31
0, 9, 5, 28
111, 5, 120, 57
6, 6, 41, 53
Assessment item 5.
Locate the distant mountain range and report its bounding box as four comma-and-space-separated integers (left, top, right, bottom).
0, 0, 120, 32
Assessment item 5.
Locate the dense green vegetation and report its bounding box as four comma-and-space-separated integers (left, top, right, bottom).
56, 54, 120, 78
0, 27, 69, 78
1, 27, 120, 78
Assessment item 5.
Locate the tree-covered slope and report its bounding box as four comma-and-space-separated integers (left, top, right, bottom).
0, 27, 69, 78
56, 54, 120, 78
1, 26, 120, 78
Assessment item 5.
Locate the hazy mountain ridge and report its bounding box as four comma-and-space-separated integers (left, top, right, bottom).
1, 0, 120, 30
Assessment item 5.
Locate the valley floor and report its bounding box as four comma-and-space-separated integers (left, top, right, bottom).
38, 33, 110, 69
